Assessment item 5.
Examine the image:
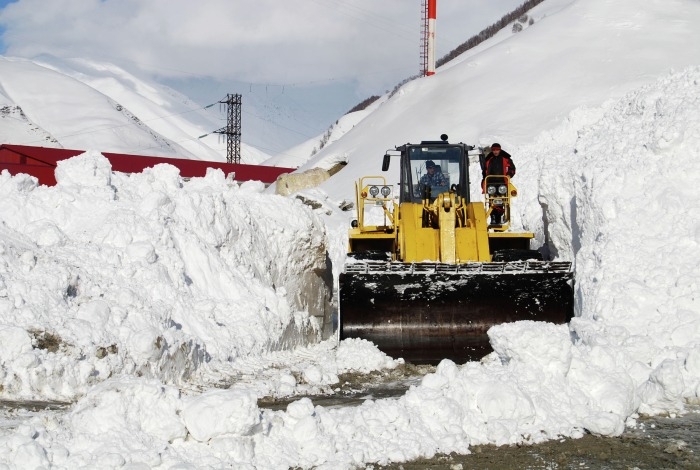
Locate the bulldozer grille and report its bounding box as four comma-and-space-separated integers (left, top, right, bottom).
343, 260, 572, 274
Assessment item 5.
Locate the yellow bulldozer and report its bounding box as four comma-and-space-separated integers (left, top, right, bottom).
338, 135, 574, 364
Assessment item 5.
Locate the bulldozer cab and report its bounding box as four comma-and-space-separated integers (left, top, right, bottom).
398, 142, 470, 203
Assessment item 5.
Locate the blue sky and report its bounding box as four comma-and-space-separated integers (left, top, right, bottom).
0, 0, 19, 52
0, 0, 13, 52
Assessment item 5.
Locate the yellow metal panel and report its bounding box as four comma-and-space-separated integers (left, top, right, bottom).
399, 203, 439, 262
466, 202, 492, 261
395, 199, 535, 263
488, 232, 535, 239
348, 230, 395, 241
437, 194, 456, 263
455, 226, 478, 261
397, 201, 501, 263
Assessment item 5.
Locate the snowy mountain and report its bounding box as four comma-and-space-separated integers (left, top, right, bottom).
1, 0, 700, 468
283, 0, 700, 203
0, 55, 273, 164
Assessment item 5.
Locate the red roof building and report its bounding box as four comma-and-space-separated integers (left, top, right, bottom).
0, 144, 293, 186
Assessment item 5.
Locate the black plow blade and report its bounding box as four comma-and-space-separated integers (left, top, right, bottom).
339, 261, 574, 365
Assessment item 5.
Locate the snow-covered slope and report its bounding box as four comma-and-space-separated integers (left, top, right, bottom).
289, 0, 700, 204
264, 95, 387, 168
0, 56, 272, 163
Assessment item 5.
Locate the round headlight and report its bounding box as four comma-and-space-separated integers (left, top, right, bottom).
380, 185, 391, 197
369, 185, 379, 197
487, 186, 496, 195
498, 185, 507, 195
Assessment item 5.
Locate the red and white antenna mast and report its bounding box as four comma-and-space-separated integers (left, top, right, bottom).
420, 0, 437, 76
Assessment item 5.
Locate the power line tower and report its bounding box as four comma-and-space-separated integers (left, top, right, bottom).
215, 93, 242, 164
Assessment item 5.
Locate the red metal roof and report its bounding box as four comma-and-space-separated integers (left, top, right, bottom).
0, 144, 294, 186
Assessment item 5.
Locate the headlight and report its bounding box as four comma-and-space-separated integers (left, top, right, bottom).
369, 185, 379, 197
380, 185, 391, 197
487, 186, 496, 195
498, 185, 507, 195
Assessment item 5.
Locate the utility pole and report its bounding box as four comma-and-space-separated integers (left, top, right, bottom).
215, 93, 242, 164
420, 0, 437, 76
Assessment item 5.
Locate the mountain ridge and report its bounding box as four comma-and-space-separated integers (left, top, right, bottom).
0, 55, 273, 164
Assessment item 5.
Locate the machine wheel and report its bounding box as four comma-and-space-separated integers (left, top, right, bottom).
492, 249, 543, 262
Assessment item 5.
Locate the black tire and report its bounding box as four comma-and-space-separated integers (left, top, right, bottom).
492, 249, 543, 262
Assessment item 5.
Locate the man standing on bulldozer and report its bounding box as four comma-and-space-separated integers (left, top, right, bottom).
481, 143, 516, 225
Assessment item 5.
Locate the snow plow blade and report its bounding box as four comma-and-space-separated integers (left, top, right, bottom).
339, 260, 574, 364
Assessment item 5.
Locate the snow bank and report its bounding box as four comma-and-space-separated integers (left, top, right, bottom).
530, 66, 700, 415
0, 153, 333, 400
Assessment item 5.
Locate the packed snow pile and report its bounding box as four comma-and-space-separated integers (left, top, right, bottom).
0, 153, 335, 401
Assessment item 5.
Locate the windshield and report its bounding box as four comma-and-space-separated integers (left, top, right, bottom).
406, 145, 463, 202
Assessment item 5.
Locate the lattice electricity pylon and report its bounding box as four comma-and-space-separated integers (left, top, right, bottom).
214, 93, 242, 164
